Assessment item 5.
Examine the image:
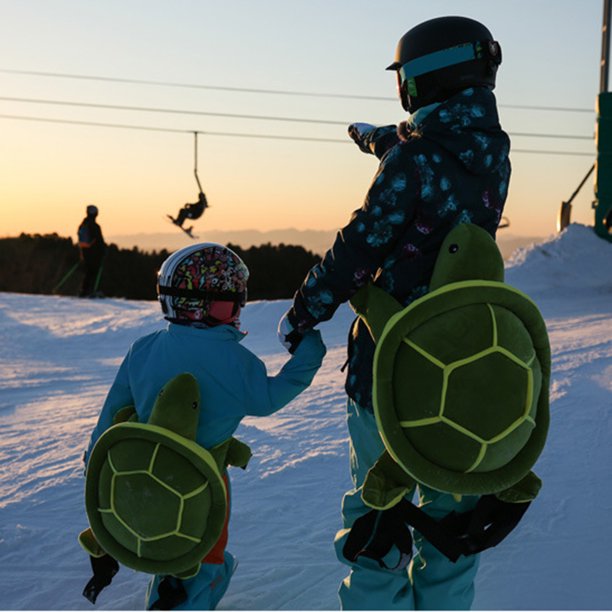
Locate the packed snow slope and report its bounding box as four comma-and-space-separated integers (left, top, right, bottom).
0, 224, 610, 611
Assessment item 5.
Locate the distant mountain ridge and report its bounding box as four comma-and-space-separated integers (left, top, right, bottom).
108, 228, 546, 261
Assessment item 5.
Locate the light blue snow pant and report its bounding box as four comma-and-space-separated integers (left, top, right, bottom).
145, 551, 235, 610
334, 399, 481, 610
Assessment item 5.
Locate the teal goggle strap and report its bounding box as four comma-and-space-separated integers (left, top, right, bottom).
399, 40, 501, 82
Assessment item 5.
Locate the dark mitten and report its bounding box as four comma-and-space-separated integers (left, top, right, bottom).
149, 576, 188, 610
462, 495, 531, 554
278, 309, 304, 354
343, 506, 413, 571
284, 329, 304, 354
82, 554, 119, 604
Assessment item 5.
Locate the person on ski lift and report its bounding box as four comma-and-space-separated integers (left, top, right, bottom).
278, 16, 519, 611
77, 204, 106, 298
170, 192, 209, 228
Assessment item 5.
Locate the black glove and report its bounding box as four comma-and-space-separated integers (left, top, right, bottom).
343, 505, 413, 571
440, 495, 531, 555
277, 310, 304, 354
82, 554, 119, 604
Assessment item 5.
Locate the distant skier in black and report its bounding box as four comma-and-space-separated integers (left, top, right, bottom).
169, 192, 209, 228
78, 204, 106, 297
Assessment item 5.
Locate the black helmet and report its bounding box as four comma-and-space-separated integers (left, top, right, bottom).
387, 16, 502, 113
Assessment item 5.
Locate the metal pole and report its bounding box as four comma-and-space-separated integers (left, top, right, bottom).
595, 0, 612, 241
601, 0, 611, 92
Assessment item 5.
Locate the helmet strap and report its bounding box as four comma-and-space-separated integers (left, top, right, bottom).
158, 284, 246, 306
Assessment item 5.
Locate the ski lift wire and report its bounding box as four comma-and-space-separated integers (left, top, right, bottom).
0, 68, 595, 113
0, 113, 596, 156
0, 95, 348, 126
0, 95, 595, 139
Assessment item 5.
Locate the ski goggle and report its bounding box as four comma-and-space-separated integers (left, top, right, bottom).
390, 40, 501, 95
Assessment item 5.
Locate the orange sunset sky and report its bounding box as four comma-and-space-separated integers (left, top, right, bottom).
0, 0, 602, 244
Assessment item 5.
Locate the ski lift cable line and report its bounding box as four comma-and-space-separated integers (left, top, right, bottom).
0, 95, 595, 140
0, 68, 391, 101
0, 95, 348, 126
0, 113, 596, 156
0, 113, 345, 141
0, 67, 594, 114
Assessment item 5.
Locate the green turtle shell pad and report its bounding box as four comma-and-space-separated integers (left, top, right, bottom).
373, 280, 550, 496
85, 422, 227, 576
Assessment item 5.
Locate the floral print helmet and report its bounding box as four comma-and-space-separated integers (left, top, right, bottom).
157, 243, 249, 324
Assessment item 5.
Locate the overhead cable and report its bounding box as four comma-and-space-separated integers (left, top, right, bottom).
0, 113, 346, 142
0, 95, 348, 126
0, 95, 595, 140
0, 113, 595, 155
0, 68, 595, 113
0, 68, 394, 101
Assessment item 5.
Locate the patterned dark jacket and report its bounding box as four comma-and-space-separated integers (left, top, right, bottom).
289, 87, 511, 411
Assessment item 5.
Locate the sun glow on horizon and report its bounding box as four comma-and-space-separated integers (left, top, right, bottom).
0, 0, 601, 245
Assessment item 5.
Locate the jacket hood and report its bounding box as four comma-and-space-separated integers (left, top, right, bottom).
417, 87, 510, 176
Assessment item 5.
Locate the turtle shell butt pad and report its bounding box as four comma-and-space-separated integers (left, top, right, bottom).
367, 225, 551, 495
84, 374, 227, 576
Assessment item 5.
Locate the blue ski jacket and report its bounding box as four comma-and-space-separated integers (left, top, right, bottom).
288, 87, 511, 411
86, 322, 326, 459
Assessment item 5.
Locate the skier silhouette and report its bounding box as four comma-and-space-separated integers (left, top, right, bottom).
78, 204, 106, 297
169, 192, 208, 228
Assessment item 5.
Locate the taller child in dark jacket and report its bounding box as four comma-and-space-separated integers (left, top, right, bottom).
278, 16, 510, 611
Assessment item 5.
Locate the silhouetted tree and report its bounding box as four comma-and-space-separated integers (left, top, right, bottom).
0, 234, 320, 302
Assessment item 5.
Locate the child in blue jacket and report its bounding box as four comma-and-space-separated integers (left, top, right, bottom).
85, 242, 326, 610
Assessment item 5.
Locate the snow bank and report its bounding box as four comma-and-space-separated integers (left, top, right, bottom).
506, 223, 612, 299
0, 224, 610, 610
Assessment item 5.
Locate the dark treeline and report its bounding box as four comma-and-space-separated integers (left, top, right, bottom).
0, 233, 321, 301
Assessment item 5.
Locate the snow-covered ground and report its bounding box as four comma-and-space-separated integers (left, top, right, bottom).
0, 224, 610, 610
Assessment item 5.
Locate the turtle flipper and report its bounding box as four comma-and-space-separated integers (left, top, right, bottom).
350, 284, 403, 343
496, 471, 542, 503
78, 527, 106, 558
362, 450, 417, 510
211, 437, 252, 471
112, 405, 137, 425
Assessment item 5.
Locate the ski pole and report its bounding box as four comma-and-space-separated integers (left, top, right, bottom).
52, 261, 80, 293
92, 250, 108, 295
93, 262, 104, 294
